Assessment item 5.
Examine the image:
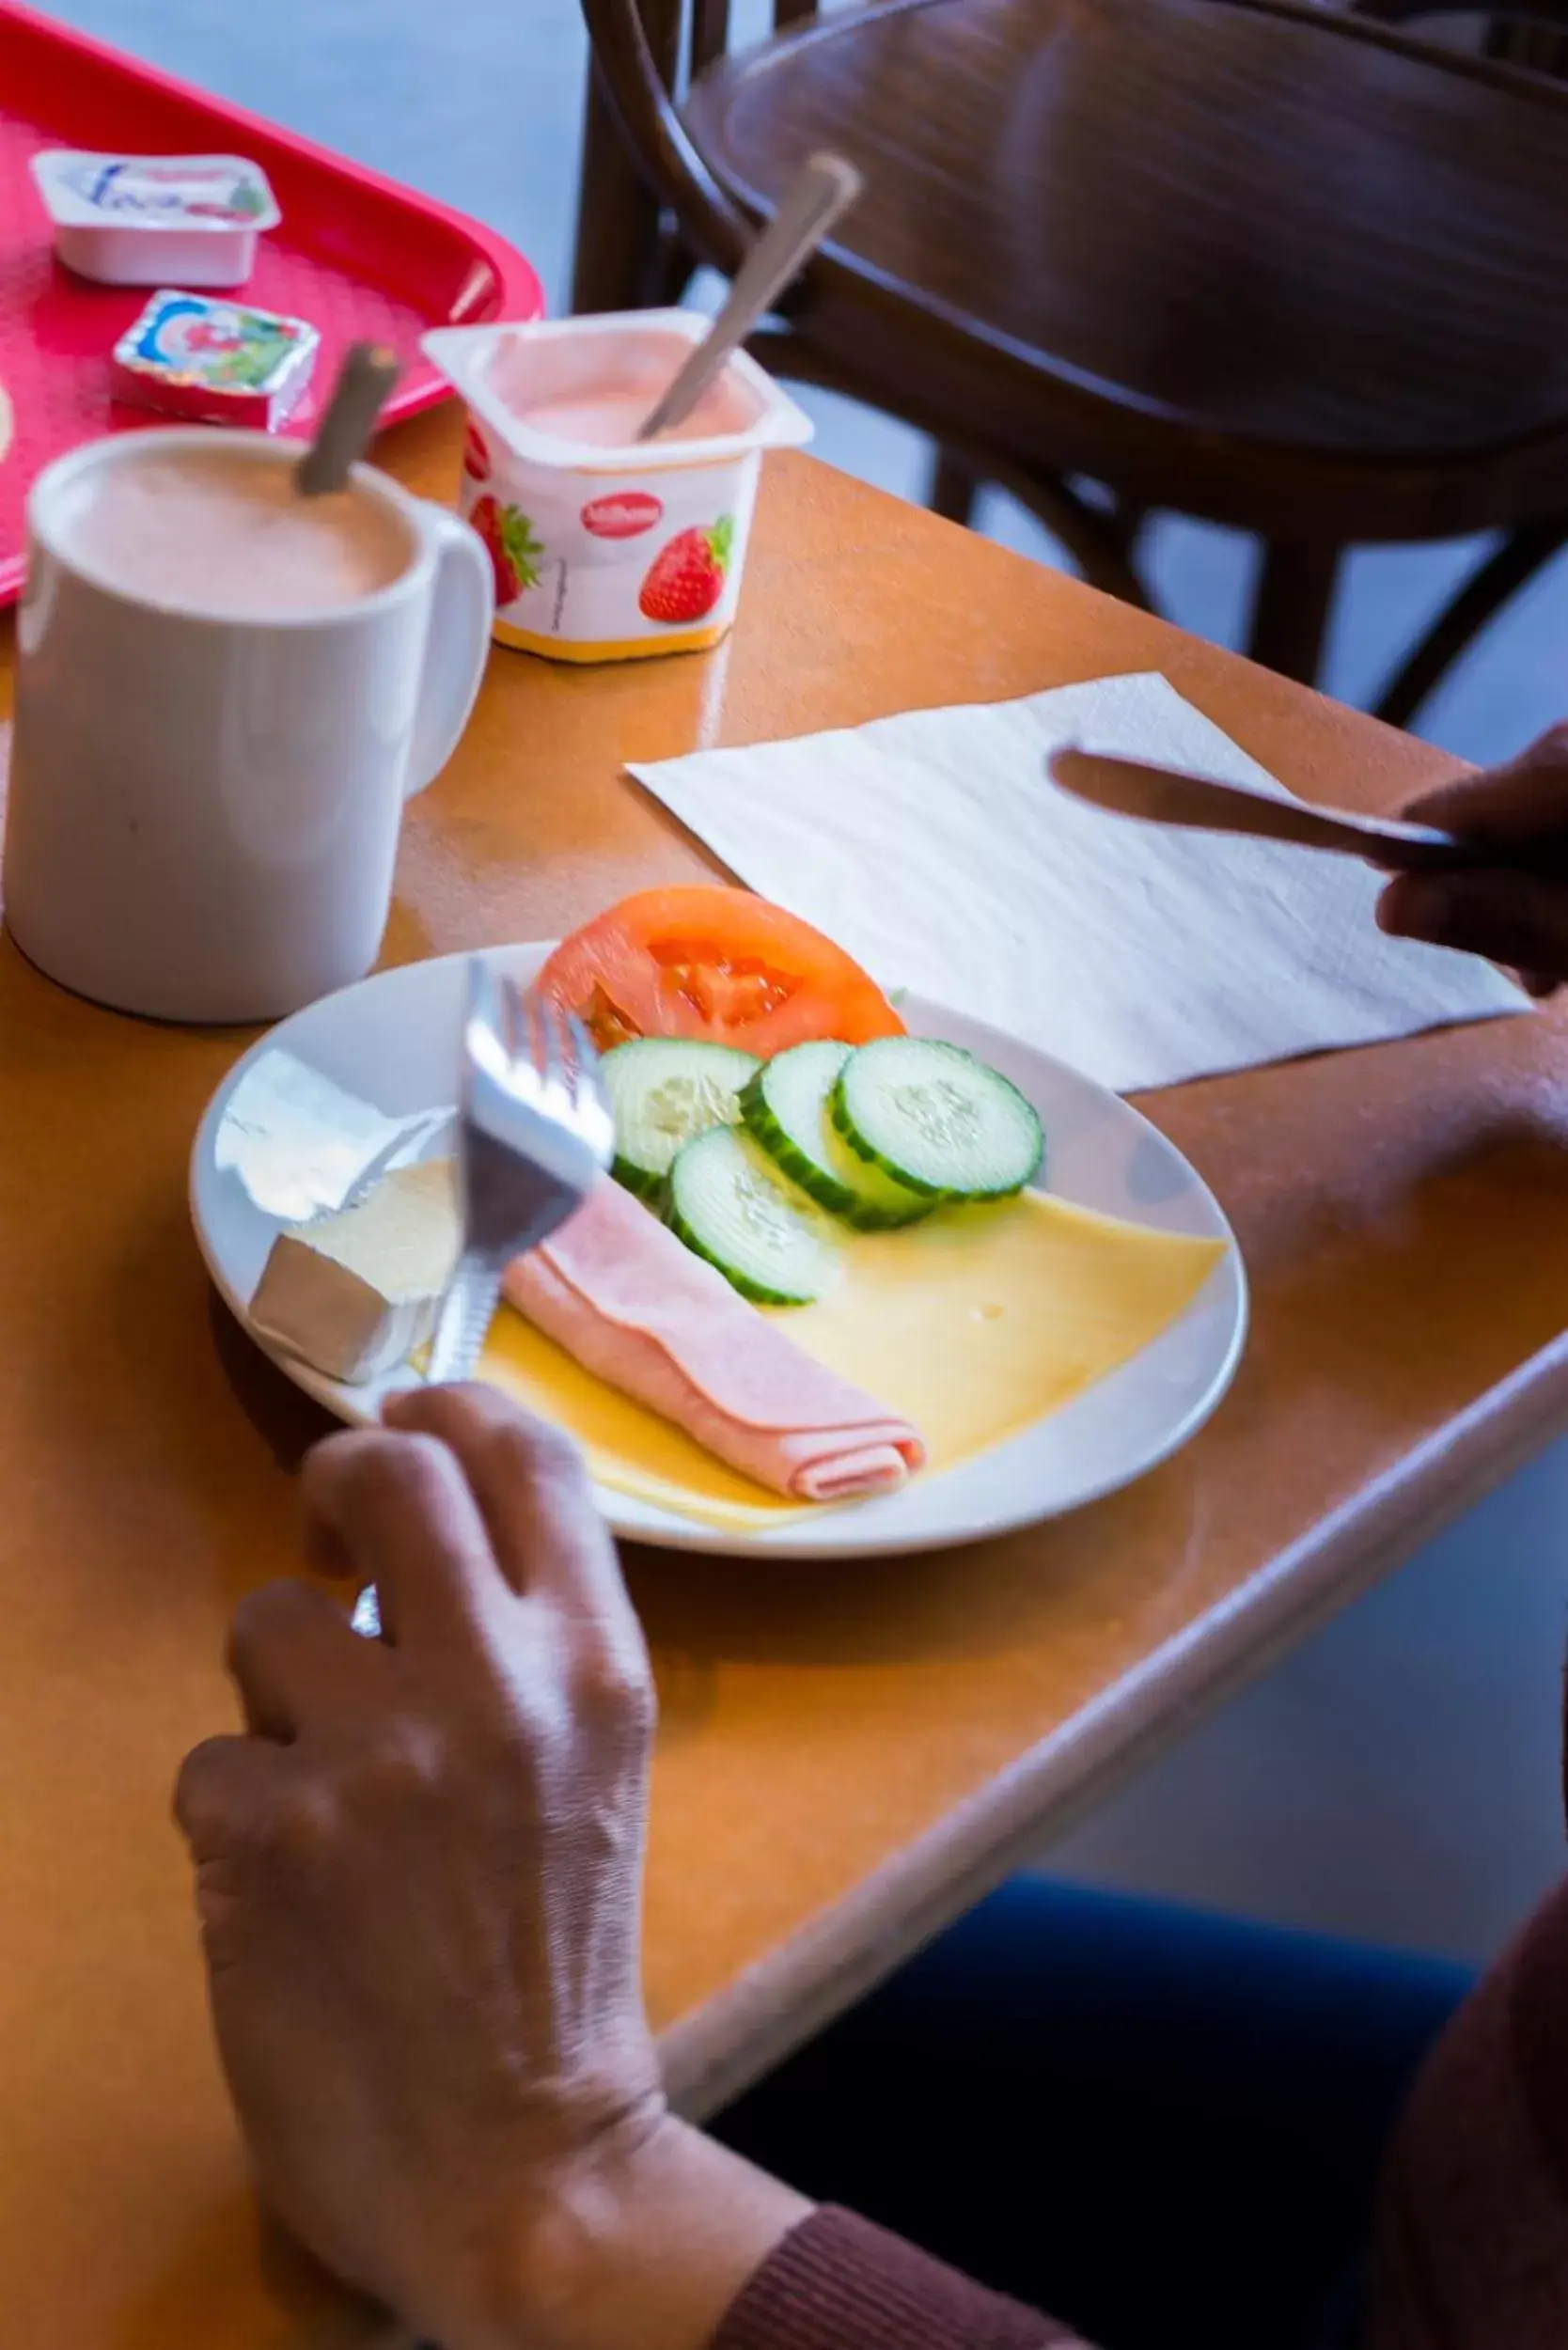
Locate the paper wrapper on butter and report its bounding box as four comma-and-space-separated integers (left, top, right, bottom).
250, 1159, 460, 1384
423, 312, 811, 665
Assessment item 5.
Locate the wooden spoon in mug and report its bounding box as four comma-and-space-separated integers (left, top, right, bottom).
295, 342, 400, 497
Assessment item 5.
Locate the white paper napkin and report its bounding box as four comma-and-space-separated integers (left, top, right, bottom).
628, 671, 1526, 1093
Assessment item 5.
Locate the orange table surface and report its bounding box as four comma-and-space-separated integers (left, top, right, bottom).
3, 407, 1567, 2347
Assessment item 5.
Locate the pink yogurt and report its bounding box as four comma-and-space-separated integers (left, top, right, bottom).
511, 379, 753, 449
480, 323, 764, 456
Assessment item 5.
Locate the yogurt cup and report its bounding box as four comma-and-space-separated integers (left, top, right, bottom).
29, 150, 281, 288
423, 311, 812, 663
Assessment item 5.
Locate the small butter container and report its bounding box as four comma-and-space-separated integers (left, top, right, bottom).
111, 290, 319, 429
423, 311, 811, 663
30, 149, 280, 288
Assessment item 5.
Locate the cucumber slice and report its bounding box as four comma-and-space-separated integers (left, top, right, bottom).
833, 1037, 1043, 1199
667, 1126, 839, 1305
603, 1038, 760, 1199
741, 1042, 932, 1230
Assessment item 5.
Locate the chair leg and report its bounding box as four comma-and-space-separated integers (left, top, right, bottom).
1105, 496, 1148, 563
654, 230, 697, 307
930, 448, 980, 527
571, 66, 668, 314
929, 439, 1155, 608
749, 343, 1156, 608
1372, 519, 1568, 732
1487, 15, 1568, 71
1247, 540, 1341, 685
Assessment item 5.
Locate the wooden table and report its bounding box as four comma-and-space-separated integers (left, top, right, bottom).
5, 409, 1568, 2347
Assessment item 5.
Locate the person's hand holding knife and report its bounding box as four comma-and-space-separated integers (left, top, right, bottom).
1378, 723, 1568, 997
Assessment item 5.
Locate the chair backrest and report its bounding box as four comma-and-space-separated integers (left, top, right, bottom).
576, 0, 758, 291
1351, 0, 1568, 74
689, 0, 825, 81
574, 0, 1568, 320
576, 0, 853, 295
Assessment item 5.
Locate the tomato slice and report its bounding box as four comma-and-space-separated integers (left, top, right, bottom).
536, 886, 905, 1057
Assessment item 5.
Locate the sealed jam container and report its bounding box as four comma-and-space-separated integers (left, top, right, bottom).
30, 150, 281, 287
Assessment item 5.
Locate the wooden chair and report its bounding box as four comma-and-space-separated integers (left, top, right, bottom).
572, 0, 1568, 727
1353, 0, 1568, 82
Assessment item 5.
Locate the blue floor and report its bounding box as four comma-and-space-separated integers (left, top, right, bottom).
39, 0, 1568, 1961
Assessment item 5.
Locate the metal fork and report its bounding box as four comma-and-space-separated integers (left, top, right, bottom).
352, 958, 613, 1638
426, 959, 614, 1382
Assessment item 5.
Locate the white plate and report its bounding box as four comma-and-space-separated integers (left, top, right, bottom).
190, 944, 1247, 1559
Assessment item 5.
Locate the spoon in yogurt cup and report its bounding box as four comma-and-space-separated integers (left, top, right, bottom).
635, 151, 862, 442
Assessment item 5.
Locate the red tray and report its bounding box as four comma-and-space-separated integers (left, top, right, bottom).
0, 0, 544, 603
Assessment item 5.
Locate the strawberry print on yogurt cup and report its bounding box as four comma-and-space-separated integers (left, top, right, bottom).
425, 311, 811, 662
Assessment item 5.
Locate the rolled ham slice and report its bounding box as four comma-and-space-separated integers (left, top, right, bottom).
503, 1177, 925, 1502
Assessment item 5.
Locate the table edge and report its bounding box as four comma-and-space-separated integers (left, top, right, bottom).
661, 1334, 1568, 2116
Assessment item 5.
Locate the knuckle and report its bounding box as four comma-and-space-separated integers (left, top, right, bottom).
378, 1430, 469, 1517
308, 1426, 476, 1551
379, 1718, 449, 1798
494, 1412, 589, 1497
306, 1425, 456, 1513
176, 1740, 297, 1874
571, 1638, 656, 1742
227, 1578, 313, 1674
299, 1423, 388, 1503
421, 1381, 502, 1438
384, 1377, 493, 1439
493, 1664, 572, 1757
173, 1736, 240, 1842
266, 1775, 342, 1870
342, 1716, 449, 1810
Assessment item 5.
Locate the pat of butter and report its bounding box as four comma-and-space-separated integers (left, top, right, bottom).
249, 1159, 460, 1384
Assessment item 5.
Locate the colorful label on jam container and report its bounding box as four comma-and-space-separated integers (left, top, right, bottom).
32, 150, 281, 233
70, 158, 268, 223
117, 291, 315, 395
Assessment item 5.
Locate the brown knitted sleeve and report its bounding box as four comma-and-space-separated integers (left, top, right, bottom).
1366, 1883, 1568, 2346
711, 2207, 1090, 2350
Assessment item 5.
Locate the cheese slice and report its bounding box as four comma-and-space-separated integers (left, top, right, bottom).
247, 1148, 1225, 1519
250, 1158, 460, 1384
482, 1193, 1227, 1529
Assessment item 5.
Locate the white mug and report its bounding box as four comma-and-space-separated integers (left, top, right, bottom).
3, 428, 493, 1023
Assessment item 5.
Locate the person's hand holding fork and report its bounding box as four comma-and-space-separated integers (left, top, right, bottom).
176, 1383, 807, 2350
